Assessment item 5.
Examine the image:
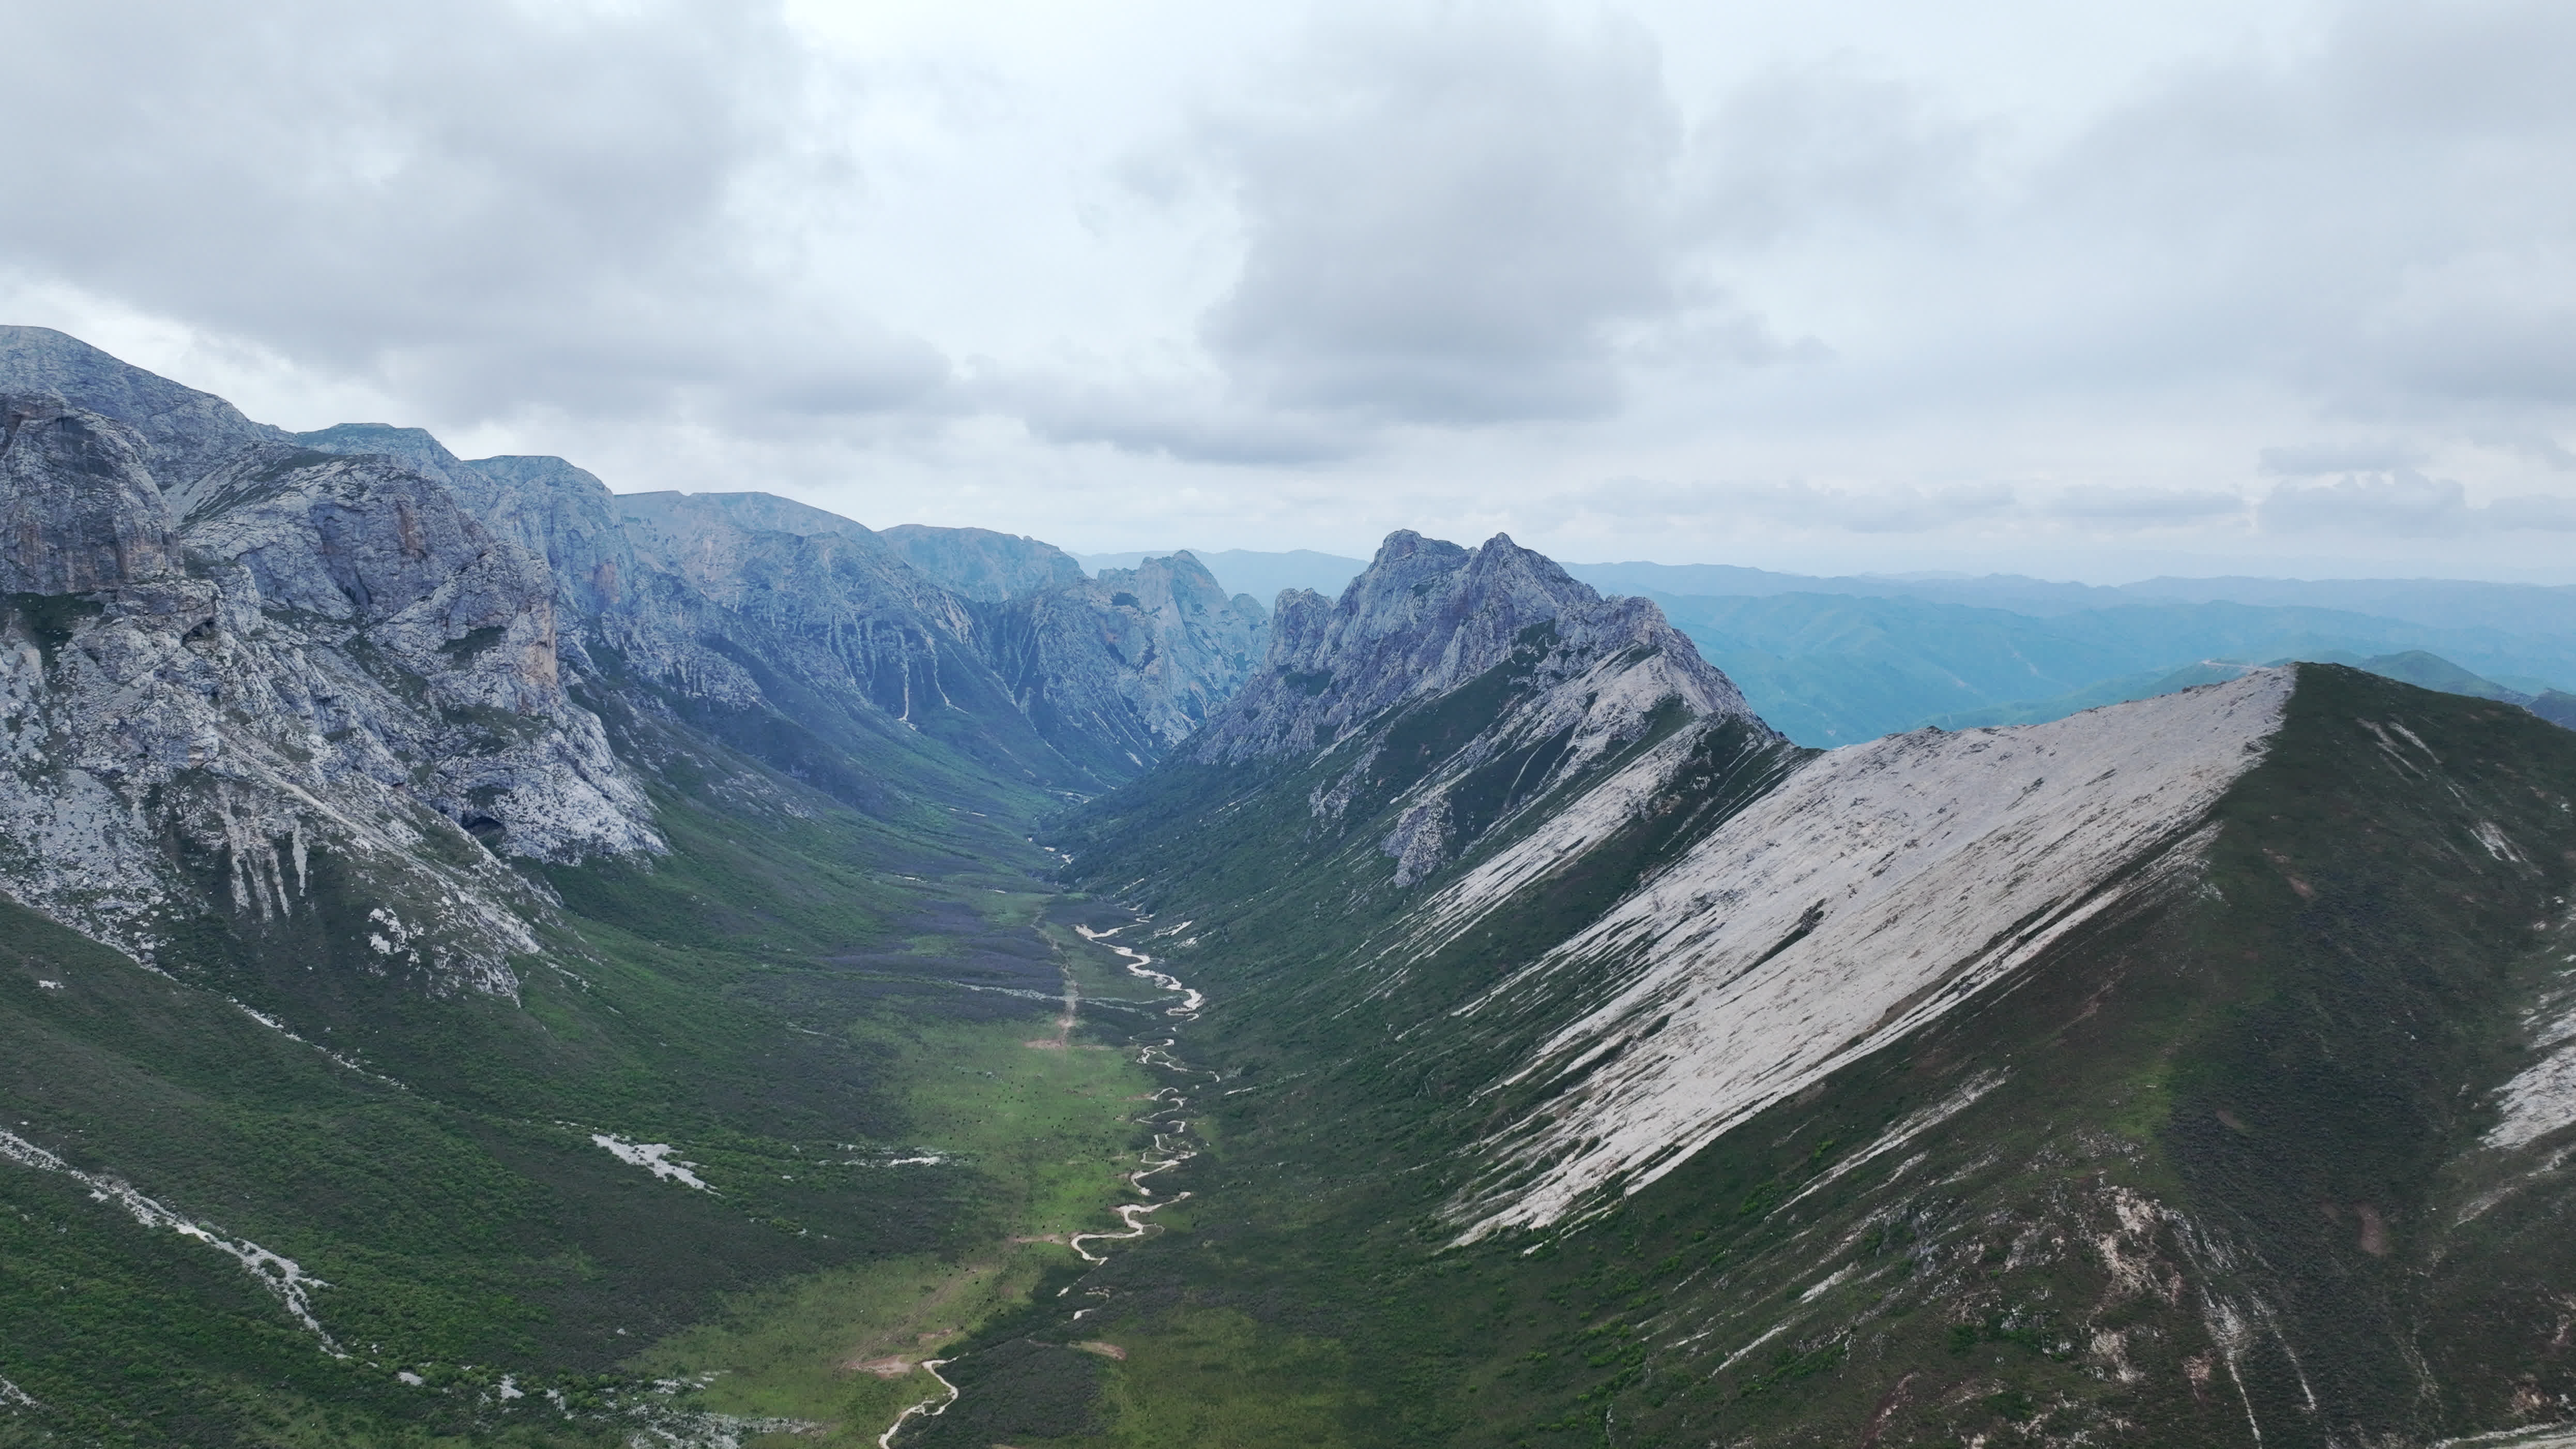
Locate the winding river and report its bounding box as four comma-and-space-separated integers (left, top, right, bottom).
875, 917, 1209, 1446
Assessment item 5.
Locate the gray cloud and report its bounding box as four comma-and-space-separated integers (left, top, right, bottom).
2045, 489, 2249, 524
1681, 62, 1980, 250
2, 0, 2571, 578
2245, 468, 2576, 536
1569, 477, 2019, 535
2259, 472, 2468, 535
2015, 0, 2576, 411
0, 0, 947, 424
2259, 442, 2427, 476
993, 371, 1364, 466
1196, 5, 1683, 428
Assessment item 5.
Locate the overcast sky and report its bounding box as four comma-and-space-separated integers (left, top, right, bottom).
7, 0, 2573, 581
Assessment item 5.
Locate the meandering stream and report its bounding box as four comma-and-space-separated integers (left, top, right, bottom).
875, 918, 1210, 1446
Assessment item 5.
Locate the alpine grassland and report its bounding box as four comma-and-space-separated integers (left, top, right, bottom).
1000, 666, 2576, 1447
0, 695, 1173, 1446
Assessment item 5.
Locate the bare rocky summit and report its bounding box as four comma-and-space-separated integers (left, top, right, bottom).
1183, 528, 1768, 885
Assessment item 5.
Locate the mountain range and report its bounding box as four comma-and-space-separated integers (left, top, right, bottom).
1, 326, 2572, 1449
1100, 548, 2576, 745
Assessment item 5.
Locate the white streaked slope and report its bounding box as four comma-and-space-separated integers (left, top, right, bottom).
1443, 668, 2295, 1237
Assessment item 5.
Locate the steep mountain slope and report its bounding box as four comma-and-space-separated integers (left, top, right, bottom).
0, 329, 1262, 1447
0, 389, 651, 992
1930, 649, 2564, 733
979, 553, 1269, 778
1033, 531, 2576, 1449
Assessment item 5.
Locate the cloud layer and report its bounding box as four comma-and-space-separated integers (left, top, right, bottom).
3, 0, 2572, 578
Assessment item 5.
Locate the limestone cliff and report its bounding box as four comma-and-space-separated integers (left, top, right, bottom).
0, 384, 657, 994
981, 552, 1269, 776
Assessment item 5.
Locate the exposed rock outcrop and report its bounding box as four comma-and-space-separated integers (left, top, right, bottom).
1194, 530, 1751, 764
0, 327, 291, 493
0, 394, 174, 592
981, 552, 1268, 775
878, 524, 1086, 603
0, 386, 659, 993
1180, 529, 1766, 883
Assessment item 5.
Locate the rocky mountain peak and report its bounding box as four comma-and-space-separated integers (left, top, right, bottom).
978, 551, 1269, 775
1172, 529, 1772, 888
1194, 529, 1758, 766
0, 327, 291, 493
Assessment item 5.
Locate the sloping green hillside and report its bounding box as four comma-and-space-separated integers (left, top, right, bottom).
0, 701, 1153, 1447
1013, 667, 2576, 1448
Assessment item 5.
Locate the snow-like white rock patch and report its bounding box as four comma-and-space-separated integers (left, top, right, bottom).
1450, 669, 2294, 1237
590, 1134, 714, 1192
0, 1125, 338, 1349
2487, 997, 2576, 1151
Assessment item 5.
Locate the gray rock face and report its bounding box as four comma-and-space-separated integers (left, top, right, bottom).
1187, 529, 1772, 885
460, 454, 646, 620
609, 492, 1079, 783
616, 489, 871, 543
878, 524, 1086, 603
0, 395, 174, 592
0, 327, 291, 493
982, 552, 1269, 774
0, 394, 659, 993
0, 329, 1279, 993
1196, 530, 1755, 761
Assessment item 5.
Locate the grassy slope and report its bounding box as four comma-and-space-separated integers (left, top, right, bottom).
1019, 666, 2576, 1448
0, 696, 1161, 1446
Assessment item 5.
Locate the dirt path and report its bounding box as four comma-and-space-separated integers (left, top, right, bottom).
1025, 953, 1079, 1049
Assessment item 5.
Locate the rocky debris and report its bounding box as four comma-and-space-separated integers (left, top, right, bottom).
878, 524, 1086, 603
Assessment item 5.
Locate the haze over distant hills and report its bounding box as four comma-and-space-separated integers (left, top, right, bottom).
1076, 548, 2576, 746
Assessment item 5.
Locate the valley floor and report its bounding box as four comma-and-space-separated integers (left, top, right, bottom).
633, 901, 1212, 1449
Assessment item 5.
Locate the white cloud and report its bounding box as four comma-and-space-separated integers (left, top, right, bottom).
2, 0, 2572, 579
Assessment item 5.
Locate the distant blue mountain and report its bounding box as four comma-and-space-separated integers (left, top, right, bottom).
1647, 590, 2576, 745
1077, 551, 2576, 746
1564, 559, 2576, 636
